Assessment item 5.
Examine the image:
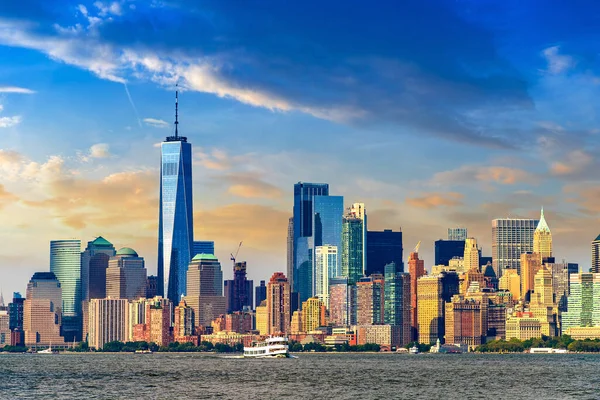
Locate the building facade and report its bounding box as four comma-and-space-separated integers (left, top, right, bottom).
105, 247, 147, 300
81, 236, 116, 301
315, 245, 338, 308
23, 272, 65, 347
383, 263, 411, 346
448, 228, 468, 241
185, 254, 226, 328
50, 239, 82, 341
158, 96, 194, 304
463, 238, 480, 272
342, 216, 364, 285
408, 250, 425, 341
533, 208, 552, 261
593, 235, 600, 273
492, 218, 538, 278
255, 280, 266, 309
499, 268, 521, 300
301, 297, 326, 333
224, 261, 253, 313
562, 273, 600, 330
366, 229, 403, 275
357, 276, 384, 325
88, 298, 129, 350
445, 295, 483, 348
192, 241, 214, 257
434, 240, 466, 267
267, 272, 291, 335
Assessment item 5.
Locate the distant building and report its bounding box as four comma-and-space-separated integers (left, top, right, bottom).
174, 298, 196, 344
301, 297, 326, 333
328, 277, 351, 326
267, 272, 291, 335
521, 252, 542, 301
255, 300, 268, 335
50, 239, 82, 341
185, 254, 226, 328
528, 267, 558, 336
315, 245, 338, 308
356, 276, 384, 325
290, 310, 302, 334
106, 247, 147, 300
592, 235, 600, 273
445, 295, 483, 348
224, 261, 253, 313
81, 236, 116, 301
146, 276, 159, 298
341, 204, 367, 285
492, 218, 538, 278
435, 240, 465, 266
255, 281, 267, 309
132, 297, 172, 347
287, 217, 294, 291
383, 263, 411, 346
562, 273, 600, 330
23, 272, 65, 347
549, 262, 578, 312
0, 310, 8, 348
499, 268, 521, 300
463, 238, 480, 272
355, 325, 402, 348
506, 311, 542, 341
8, 292, 24, 345
408, 250, 425, 341
192, 241, 214, 257
448, 228, 467, 241
533, 208, 552, 261
417, 272, 459, 345
366, 229, 403, 275
88, 298, 129, 350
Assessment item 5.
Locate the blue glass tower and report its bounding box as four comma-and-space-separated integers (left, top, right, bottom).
158, 91, 194, 304
293, 182, 329, 303
314, 195, 344, 277
50, 239, 82, 341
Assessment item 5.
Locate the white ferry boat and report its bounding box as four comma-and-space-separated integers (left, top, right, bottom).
409, 346, 419, 354
529, 348, 568, 354
37, 344, 57, 354
244, 336, 290, 358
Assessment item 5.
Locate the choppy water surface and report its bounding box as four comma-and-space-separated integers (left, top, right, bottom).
1, 352, 599, 399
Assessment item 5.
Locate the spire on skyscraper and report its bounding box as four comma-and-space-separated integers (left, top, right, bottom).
174, 86, 179, 138
0, 289, 4, 307
536, 207, 551, 233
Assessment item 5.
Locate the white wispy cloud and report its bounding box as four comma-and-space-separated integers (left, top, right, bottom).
144, 118, 170, 128
0, 86, 36, 94
0, 116, 21, 128
89, 143, 111, 158
543, 46, 574, 74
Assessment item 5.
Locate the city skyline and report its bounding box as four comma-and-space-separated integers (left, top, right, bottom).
1, 1, 600, 298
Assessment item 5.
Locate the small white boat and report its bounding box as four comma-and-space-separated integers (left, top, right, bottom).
409, 346, 419, 354
243, 336, 290, 358
134, 349, 153, 354
37, 344, 57, 354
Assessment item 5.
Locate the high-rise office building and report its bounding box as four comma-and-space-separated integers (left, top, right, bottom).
267, 272, 291, 335
23, 272, 65, 347
521, 252, 542, 302
88, 298, 129, 350
50, 239, 82, 341
158, 91, 194, 304
356, 276, 384, 325
315, 245, 338, 308
328, 277, 352, 326
448, 228, 467, 241
592, 234, 600, 273
384, 263, 411, 346
0, 310, 8, 348
287, 217, 294, 290
293, 182, 329, 303
562, 273, 600, 330
173, 298, 196, 341
255, 300, 268, 335
8, 292, 24, 345
463, 238, 480, 272
366, 229, 403, 275
224, 262, 253, 313
529, 267, 558, 336
132, 297, 172, 347
146, 276, 159, 298
417, 272, 459, 345
549, 262, 579, 312
408, 249, 425, 341
342, 215, 365, 285
445, 295, 483, 347
301, 297, 326, 333
192, 241, 214, 257
81, 236, 116, 301
313, 195, 343, 264
533, 208, 552, 261
499, 268, 521, 300
255, 280, 267, 309
105, 248, 147, 300
492, 218, 538, 278
185, 254, 226, 328
434, 240, 466, 266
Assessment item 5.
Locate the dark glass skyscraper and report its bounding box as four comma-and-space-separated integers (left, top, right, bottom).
224, 262, 254, 313
158, 92, 194, 304
434, 239, 465, 266
314, 196, 343, 275
293, 182, 329, 302
255, 280, 267, 309
193, 241, 214, 257
81, 236, 116, 300
366, 229, 403, 275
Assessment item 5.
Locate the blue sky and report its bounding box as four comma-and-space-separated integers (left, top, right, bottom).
0, 0, 599, 297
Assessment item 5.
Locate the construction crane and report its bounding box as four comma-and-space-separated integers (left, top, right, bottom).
414, 241, 421, 254
230, 241, 243, 264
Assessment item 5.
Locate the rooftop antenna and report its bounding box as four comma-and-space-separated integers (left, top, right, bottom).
175, 84, 179, 138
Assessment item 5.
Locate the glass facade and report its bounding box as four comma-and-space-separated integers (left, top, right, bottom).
314, 245, 338, 308
158, 138, 194, 304
50, 240, 81, 317
81, 236, 116, 301
342, 217, 364, 285
193, 241, 214, 256
492, 218, 538, 278
367, 229, 403, 275
562, 273, 600, 329
293, 182, 329, 302
448, 228, 467, 241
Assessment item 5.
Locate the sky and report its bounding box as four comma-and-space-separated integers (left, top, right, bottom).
1, 0, 599, 297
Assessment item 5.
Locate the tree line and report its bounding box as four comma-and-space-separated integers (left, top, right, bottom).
475, 335, 600, 352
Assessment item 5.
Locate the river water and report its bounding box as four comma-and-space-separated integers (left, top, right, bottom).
1, 352, 599, 399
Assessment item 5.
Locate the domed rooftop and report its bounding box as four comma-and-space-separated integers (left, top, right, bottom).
116, 247, 138, 257
192, 253, 218, 261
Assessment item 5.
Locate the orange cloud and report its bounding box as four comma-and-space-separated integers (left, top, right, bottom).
433, 165, 535, 185
0, 184, 17, 209
405, 192, 463, 209
550, 150, 593, 176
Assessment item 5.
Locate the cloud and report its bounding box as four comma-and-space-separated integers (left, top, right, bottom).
432, 165, 536, 186
0, 116, 21, 128
94, 1, 122, 17
143, 118, 170, 128
0, 86, 36, 94
550, 149, 594, 176
0, 184, 17, 209
89, 143, 111, 158
405, 192, 463, 209
542, 46, 573, 74
564, 183, 600, 216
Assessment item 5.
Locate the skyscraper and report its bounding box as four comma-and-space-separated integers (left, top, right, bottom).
158, 91, 194, 304
50, 239, 82, 341
301, 297, 326, 333
562, 273, 600, 330
313, 195, 344, 272
356, 276, 384, 325
81, 236, 116, 301
255, 280, 267, 309
9, 292, 24, 345
448, 228, 467, 241
521, 252, 542, 302
293, 182, 329, 302
342, 214, 365, 285
192, 241, 214, 257
417, 271, 459, 345
105, 248, 147, 300
366, 229, 403, 275
314, 245, 338, 308
286, 217, 294, 290
463, 238, 480, 272
224, 262, 253, 313
23, 272, 65, 347
384, 263, 411, 346
185, 254, 226, 328
408, 248, 425, 341
492, 218, 538, 278
267, 272, 291, 335
88, 298, 129, 350
533, 208, 552, 261
328, 277, 351, 326
592, 234, 600, 273
434, 240, 465, 266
